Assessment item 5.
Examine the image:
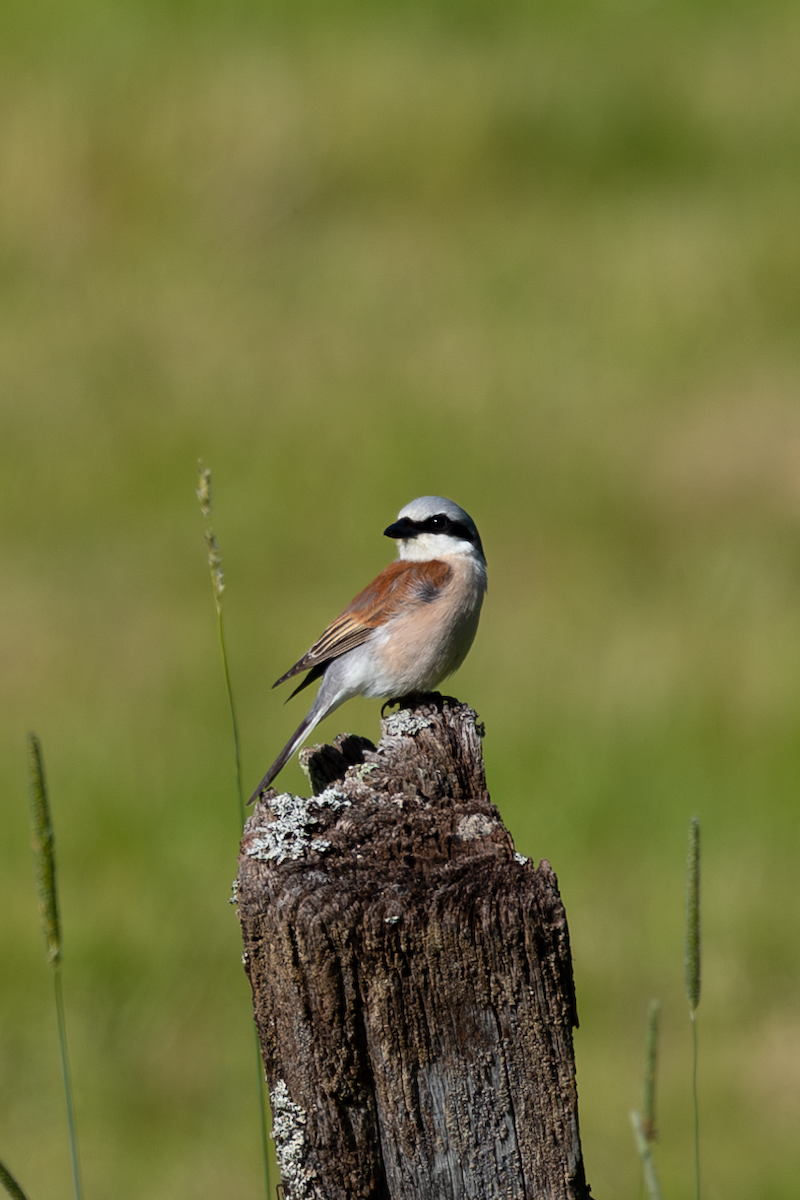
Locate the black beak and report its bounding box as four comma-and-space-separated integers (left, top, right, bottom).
384, 517, 417, 540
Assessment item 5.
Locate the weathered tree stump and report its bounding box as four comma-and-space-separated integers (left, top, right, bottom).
237, 694, 593, 1200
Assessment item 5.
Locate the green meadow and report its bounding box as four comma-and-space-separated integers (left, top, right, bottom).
2, 0, 800, 1195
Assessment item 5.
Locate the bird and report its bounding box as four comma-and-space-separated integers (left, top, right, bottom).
249, 495, 487, 803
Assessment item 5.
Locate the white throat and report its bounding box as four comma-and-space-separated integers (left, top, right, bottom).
397, 531, 484, 564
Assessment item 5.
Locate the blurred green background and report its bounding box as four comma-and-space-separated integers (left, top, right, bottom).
2, 0, 799, 1196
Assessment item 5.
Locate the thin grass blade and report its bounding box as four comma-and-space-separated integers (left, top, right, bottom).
631, 994, 663, 1200
685, 816, 702, 1200
631, 1109, 663, 1200
196, 464, 272, 1196
0, 1159, 30, 1200
642, 998, 660, 1143
26, 735, 84, 1200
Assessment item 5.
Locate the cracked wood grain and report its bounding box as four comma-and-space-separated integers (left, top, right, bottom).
237, 693, 594, 1200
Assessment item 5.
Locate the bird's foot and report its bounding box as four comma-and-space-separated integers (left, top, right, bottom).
381, 692, 435, 717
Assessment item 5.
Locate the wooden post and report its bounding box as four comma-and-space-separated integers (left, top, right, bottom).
237, 694, 594, 1200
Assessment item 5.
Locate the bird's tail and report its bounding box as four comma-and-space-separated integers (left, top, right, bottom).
247, 708, 324, 806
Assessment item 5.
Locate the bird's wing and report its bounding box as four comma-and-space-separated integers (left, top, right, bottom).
272, 558, 452, 689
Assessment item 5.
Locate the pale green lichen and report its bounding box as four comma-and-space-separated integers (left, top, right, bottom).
382, 709, 436, 737
270, 1080, 318, 1199
246, 788, 351, 864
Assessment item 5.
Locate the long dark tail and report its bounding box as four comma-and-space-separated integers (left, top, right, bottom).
247, 709, 321, 806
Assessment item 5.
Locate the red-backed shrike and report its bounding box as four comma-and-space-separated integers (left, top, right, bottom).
249, 495, 487, 802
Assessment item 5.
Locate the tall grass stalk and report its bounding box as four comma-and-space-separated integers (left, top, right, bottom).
642, 998, 660, 1143
0, 1158, 31, 1200
197, 464, 245, 825
27, 733, 83, 1200
631, 999, 663, 1200
196, 464, 272, 1197
685, 816, 701, 1200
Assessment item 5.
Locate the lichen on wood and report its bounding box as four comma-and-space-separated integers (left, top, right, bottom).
238, 693, 593, 1200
